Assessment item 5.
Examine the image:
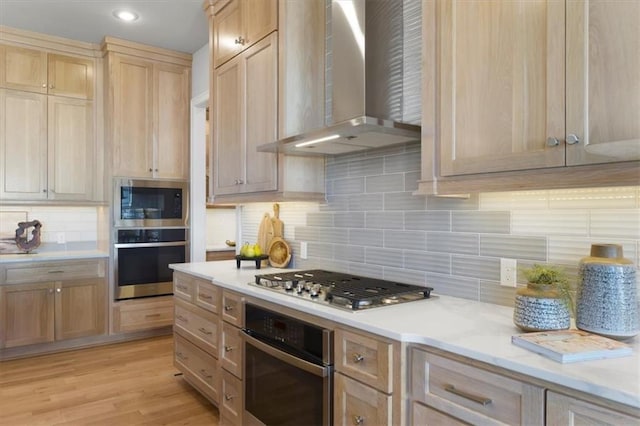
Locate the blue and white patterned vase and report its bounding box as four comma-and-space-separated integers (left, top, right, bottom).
576, 244, 638, 340
513, 282, 571, 332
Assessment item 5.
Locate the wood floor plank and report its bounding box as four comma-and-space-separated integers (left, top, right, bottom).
0, 335, 219, 425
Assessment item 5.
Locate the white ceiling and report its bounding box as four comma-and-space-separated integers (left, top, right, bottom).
0, 0, 209, 54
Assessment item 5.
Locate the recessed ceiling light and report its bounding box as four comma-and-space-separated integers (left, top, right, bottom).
113, 9, 139, 22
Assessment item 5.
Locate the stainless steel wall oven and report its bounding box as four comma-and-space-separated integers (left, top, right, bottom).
113, 178, 189, 300
242, 303, 333, 426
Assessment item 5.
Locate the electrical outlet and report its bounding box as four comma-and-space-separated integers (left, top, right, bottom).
300, 241, 308, 259
500, 258, 517, 287
56, 232, 66, 244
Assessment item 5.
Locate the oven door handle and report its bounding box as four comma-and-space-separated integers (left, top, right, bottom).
114, 241, 187, 248
241, 331, 330, 378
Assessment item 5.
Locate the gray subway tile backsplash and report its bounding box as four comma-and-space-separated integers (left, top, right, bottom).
452, 211, 511, 234
384, 230, 426, 250
480, 235, 547, 261
366, 174, 404, 193
281, 146, 640, 306
427, 232, 479, 255
366, 211, 404, 229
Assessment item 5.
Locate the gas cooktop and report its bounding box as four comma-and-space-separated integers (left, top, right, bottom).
252, 269, 434, 311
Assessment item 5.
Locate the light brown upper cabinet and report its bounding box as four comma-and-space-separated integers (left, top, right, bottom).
104, 38, 191, 180
206, 0, 325, 203
0, 89, 94, 201
213, 33, 278, 196
420, 0, 640, 194
212, 0, 277, 68
0, 45, 93, 99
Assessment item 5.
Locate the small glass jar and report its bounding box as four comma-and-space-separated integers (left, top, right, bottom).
576, 244, 638, 339
513, 282, 571, 332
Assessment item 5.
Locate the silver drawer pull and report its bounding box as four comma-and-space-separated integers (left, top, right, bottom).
176, 352, 188, 361
224, 305, 233, 311
353, 353, 364, 363
177, 284, 188, 291
48, 270, 65, 274
444, 384, 492, 406
145, 313, 162, 318
224, 393, 234, 401
198, 293, 213, 300
176, 315, 188, 322
353, 415, 364, 425
198, 327, 213, 336
224, 345, 234, 352
199, 369, 212, 379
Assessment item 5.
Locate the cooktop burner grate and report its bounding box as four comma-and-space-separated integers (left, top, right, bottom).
254, 269, 433, 310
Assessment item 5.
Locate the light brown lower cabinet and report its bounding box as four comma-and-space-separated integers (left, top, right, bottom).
0, 259, 107, 349
174, 333, 220, 404
220, 369, 243, 425
334, 372, 392, 426
112, 296, 173, 333
410, 347, 545, 425
546, 391, 640, 426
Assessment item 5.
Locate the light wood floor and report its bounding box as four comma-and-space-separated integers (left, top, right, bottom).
0, 335, 220, 425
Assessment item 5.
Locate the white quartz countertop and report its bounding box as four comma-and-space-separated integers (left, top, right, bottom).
170, 260, 640, 409
0, 250, 108, 264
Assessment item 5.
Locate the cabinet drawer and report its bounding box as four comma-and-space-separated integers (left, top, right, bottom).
174, 298, 218, 354
411, 348, 544, 426
334, 372, 392, 426
195, 280, 220, 314
220, 369, 243, 426
335, 328, 393, 393
220, 321, 242, 378
113, 297, 173, 333
3, 259, 105, 284
221, 290, 243, 327
412, 401, 471, 426
173, 271, 195, 302
175, 333, 219, 404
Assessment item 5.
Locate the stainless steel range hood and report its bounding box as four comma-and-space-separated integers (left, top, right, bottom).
258, 0, 422, 156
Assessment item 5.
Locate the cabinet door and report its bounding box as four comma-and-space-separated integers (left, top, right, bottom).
48, 96, 94, 200
213, 0, 243, 68
566, 0, 640, 165
213, 54, 244, 195
0, 45, 47, 93
0, 89, 48, 200
439, 0, 566, 176
54, 278, 106, 341
243, 0, 277, 47
334, 373, 392, 426
154, 63, 190, 179
242, 32, 277, 193
0, 282, 55, 348
547, 391, 639, 425
111, 54, 153, 178
47, 54, 94, 100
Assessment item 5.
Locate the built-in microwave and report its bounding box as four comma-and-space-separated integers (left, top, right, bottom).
114, 178, 188, 228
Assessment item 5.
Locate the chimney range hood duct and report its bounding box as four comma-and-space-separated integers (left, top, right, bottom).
258, 0, 422, 156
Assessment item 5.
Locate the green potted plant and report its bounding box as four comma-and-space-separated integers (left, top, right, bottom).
513, 264, 573, 332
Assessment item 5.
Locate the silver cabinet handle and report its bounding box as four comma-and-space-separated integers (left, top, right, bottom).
176, 315, 187, 322
237, 179, 244, 184
224, 305, 233, 311
176, 284, 188, 292
566, 133, 581, 145
176, 351, 188, 361
149, 168, 153, 172
56, 288, 62, 293
224, 345, 234, 352
444, 384, 492, 406
353, 353, 364, 363
546, 137, 560, 147
48, 288, 54, 294
199, 369, 212, 379
353, 415, 364, 425
224, 393, 234, 401
48, 270, 64, 274
42, 189, 48, 193
42, 83, 47, 88
49, 84, 54, 89
234, 36, 245, 45
198, 327, 212, 336
198, 293, 213, 300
